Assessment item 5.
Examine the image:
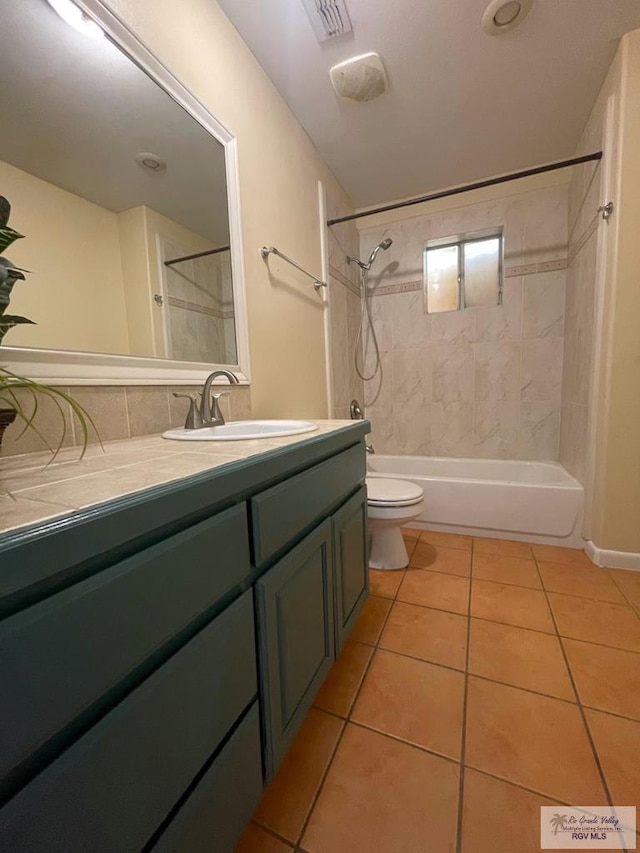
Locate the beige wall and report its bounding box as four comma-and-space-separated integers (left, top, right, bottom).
0, 159, 130, 355
105, 0, 355, 419
590, 30, 640, 553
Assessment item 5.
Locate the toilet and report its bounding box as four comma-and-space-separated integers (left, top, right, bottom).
366, 477, 425, 570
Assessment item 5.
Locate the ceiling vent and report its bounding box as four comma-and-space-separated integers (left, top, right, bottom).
301, 0, 353, 43
481, 0, 533, 35
330, 53, 388, 103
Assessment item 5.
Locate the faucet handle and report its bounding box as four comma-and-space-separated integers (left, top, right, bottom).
173, 393, 204, 430
211, 391, 231, 424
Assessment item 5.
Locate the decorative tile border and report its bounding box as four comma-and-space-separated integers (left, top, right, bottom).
167, 296, 234, 320
568, 214, 599, 266
504, 258, 567, 278
367, 259, 569, 298
329, 264, 361, 296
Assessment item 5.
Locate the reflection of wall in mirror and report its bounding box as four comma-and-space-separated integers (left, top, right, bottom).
1, 159, 235, 363
0, 158, 131, 355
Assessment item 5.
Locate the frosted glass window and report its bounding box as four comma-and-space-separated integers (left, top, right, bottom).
425, 245, 460, 314
464, 238, 500, 308
424, 231, 502, 313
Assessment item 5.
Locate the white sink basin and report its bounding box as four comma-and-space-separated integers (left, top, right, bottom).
162, 420, 319, 441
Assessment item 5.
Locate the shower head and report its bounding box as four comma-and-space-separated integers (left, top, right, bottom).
347, 237, 393, 271
367, 237, 393, 268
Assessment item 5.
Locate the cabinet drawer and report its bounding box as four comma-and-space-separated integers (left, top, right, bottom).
0, 591, 257, 853
251, 443, 365, 566
0, 503, 250, 798
152, 703, 263, 853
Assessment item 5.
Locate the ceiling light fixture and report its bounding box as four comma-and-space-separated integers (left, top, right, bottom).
481, 0, 533, 35
45, 0, 104, 40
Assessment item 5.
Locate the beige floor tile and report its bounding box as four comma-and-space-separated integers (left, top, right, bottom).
539, 562, 626, 603
235, 823, 293, 852
548, 593, 640, 652
419, 529, 472, 551
585, 709, 640, 812
301, 724, 459, 853
410, 541, 472, 576
465, 677, 606, 803
349, 595, 392, 645
461, 769, 560, 853
397, 569, 470, 615
351, 649, 465, 759
472, 537, 534, 560
563, 638, 640, 720
472, 553, 542, 589
369, 569, 405, 599
253, 708, 343, 844
380, 601, 468, 670
531, 544, 593, 568
608, 568, 640, 607
469, 619, 574, 700
314, 642, 373, 718
471, 580, 554, 633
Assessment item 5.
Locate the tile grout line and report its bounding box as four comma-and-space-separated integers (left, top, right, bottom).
530, 551, 619, 816
607, 571, 640, 624
391, 574, 640, 657
455, 536, 474, 853
291, 538, 410, 849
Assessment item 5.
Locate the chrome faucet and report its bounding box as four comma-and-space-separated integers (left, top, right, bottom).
173, 369, 239, 430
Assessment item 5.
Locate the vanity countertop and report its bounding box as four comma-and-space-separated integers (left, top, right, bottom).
0, 420, 363, 539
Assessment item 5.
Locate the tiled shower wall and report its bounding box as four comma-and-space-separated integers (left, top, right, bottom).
0, 384, 252, 457
326, 187, 365, 420
359, 184, 569, 460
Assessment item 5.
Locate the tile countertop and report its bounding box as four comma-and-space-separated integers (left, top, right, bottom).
0, 420, 359, 539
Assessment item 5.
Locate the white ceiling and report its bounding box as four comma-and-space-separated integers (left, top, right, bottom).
217, 0, 640, 207
0, 0, 229, 244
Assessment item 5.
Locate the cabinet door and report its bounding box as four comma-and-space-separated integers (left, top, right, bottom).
256, 520, 335, 780
332, 486, 369, 653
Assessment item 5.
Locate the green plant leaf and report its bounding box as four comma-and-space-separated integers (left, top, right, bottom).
0, 368, 102, 463
0, 226, 24, 254
0, 315, 35, 344
0, 197, 10, 229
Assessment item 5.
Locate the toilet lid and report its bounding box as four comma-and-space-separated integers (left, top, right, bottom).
366, 477, 424, 506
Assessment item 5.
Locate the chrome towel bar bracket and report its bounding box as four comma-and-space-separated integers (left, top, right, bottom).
260, 246, 327, 291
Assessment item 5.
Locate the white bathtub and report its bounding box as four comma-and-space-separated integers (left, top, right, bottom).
367, 455, 585, 547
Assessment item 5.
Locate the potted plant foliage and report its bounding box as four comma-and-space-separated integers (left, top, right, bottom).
0, 195, 96, 456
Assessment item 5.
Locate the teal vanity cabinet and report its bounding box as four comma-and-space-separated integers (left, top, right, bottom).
0, 421, 369, 853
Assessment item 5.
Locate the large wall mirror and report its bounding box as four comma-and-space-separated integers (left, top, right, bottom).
0, 0, 248, 383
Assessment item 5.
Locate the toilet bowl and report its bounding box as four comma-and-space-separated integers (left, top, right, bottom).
366, 477, 424, 570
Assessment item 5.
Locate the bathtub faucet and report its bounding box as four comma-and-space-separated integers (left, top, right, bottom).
366, 444, 375, 454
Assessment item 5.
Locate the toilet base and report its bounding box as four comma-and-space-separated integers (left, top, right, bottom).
369, 525, 409, 571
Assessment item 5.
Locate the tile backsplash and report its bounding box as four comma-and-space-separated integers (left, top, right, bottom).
0, 384, 252, 458
359, 184, 569, 461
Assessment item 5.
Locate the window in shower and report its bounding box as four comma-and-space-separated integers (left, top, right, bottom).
423, 229, 503, 314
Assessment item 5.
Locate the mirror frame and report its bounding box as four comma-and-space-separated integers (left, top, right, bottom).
1, 0, 250, 385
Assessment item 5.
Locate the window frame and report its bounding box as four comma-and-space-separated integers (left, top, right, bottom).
423, 227, 504, 314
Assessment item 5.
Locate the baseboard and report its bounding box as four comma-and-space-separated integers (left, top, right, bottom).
585, 540, 640, 571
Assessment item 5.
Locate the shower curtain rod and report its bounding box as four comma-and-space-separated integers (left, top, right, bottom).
327, 152, 603, 226
164, 245, 230, 267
